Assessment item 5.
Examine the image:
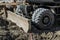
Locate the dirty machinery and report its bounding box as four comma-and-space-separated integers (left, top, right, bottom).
0, 0, 60, 40
0, 0, 60, 32
20, 0, 60, 30
1, 0, 60, 30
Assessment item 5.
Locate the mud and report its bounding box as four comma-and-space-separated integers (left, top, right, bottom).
0, 18, 60, 40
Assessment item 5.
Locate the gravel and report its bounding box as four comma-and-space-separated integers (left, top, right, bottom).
0, 18, 60, 40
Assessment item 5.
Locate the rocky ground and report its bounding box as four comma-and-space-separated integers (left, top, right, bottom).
0, 17, 60, 40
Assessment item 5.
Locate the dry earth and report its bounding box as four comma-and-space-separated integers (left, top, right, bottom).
0, 18, 60, 40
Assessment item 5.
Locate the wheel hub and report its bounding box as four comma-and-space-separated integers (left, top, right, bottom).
42, 16, 50, 24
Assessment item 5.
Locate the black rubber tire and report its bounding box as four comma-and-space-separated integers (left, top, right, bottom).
32, 8, 55, 29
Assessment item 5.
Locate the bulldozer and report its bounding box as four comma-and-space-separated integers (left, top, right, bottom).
14, 0, 60, 29
0, 0, 60, 40
24, 0, 60, 29
0, 0, 60, 31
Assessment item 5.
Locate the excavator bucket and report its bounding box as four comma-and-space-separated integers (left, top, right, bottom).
7, 11, 31, 33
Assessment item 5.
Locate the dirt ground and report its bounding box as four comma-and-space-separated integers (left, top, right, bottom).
0, 18, 60, 40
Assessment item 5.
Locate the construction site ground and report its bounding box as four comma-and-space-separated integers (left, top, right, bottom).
0, 17, 60, 40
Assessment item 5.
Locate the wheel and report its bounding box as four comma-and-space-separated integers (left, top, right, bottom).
32, 8, 55, 29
